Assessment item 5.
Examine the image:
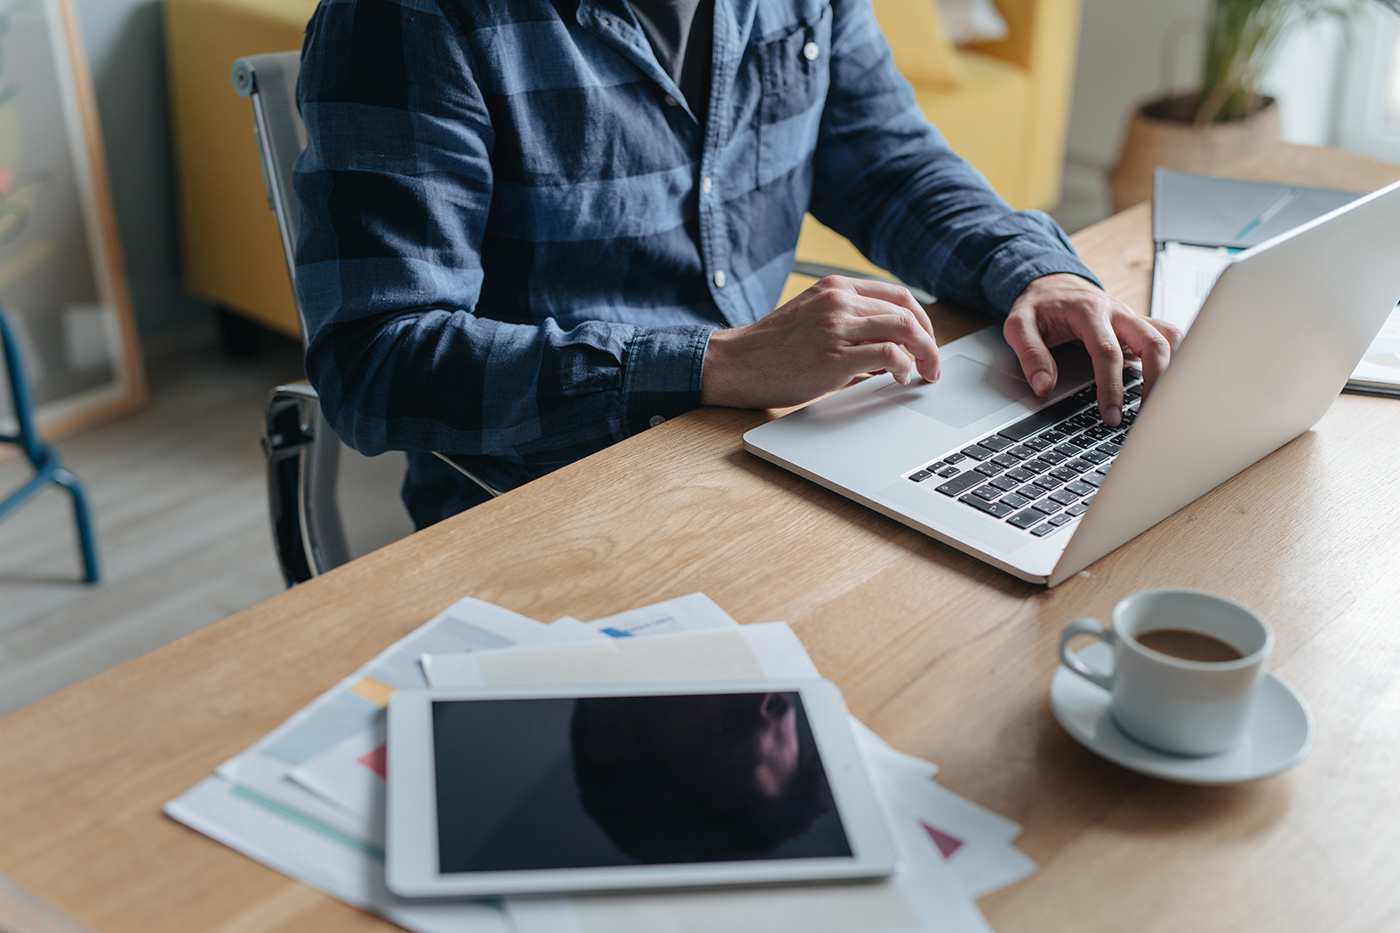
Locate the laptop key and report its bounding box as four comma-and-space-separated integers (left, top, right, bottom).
1039, 450, 1068, 465
989, 475, 1020, 491
934, 465, 960, 477
1066, 480, 1096, 497
1006, 467, 1036, 483
1049, 513, 1074, 526
979, 435, 1014, 452
991, 453, 1021, 469
1065, 458, 1095, 473
1021, 458, 1053, 474
1007, 445, 1037, 459
1032, 475, 1062, 491
1082, 472, 1104, 488
960, 444, 997, 461
1037, 430, 1068, 444
1048, 489, 1079, 506
1100, 443, 1123, 456
1008, 509, 1041, 529
1050, 467, 1079, 483
1030, 523, 1056, 536
1081, 450, 1110, 464
1022, 437, 1053, 452
1000, 493, 1031, 510
1066, 502, 1089, 516
935, 472, 983, 496
974, 463, 1002, 477
960, 494, 1015, 517
1054, 442, 1084, 456
908, 470, 933, 483
1032, 499, 1064, 515
1123, 367, 1142, 386
943, 453, 966, 465
1016, 484, 1046, 500
971, 484, 1002, 500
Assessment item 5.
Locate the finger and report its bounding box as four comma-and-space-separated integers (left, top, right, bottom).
842, 278, 933, 333
843, 342, 916, 385
840, 310, 940, 380
1113, 312, 1172, 396
1003, 310, 1057, 396
1147, 317, 1184, 352
1069, 313, 1126, 426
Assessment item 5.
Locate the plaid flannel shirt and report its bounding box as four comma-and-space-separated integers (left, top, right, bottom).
293, 0, 1099, 527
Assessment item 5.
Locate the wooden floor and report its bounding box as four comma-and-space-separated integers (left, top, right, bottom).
0, 325, 306, 716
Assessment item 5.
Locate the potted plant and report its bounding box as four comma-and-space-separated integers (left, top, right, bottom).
1108, 0, 1396, 211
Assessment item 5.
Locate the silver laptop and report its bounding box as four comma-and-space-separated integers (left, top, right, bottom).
745, 179, 1400, 586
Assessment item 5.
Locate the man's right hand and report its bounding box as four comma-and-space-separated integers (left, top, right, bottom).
700, 276, 941, 410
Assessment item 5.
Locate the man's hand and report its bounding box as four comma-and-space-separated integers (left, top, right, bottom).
701, 276, 940, 409
1004, 274, 1183, 427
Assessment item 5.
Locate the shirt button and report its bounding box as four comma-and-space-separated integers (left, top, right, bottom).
664, 95, 679, 107
803, 41, 820, 61
649, 415, 666, 428
700, 176, 712, 194
713, 270, 727, 288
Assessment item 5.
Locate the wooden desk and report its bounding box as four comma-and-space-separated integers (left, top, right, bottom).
2, 144, 1397, 933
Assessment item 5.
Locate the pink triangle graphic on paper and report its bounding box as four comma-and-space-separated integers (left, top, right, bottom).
358, 744, 388, 778
920, 820, 964, 858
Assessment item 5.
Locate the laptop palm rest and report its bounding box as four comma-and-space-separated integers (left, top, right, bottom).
875, 355, 1034, 428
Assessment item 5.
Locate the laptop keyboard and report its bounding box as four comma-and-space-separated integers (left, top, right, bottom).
904, 369, 1144, 538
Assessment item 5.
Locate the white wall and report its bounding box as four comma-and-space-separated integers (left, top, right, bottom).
1065, 0, 1346, 172
74, 0, 209, 335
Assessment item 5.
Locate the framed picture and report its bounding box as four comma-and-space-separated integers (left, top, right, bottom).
0, 0, 145, 439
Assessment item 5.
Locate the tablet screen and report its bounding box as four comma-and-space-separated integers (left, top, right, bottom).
431, 691, 853, 873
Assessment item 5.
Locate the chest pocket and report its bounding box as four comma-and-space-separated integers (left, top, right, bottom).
756, 3, 832, 190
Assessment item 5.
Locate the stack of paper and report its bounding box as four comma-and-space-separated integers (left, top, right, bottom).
166, 594, 1037, 933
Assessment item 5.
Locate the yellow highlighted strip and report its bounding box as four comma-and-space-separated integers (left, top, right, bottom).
349, 676, 395, 708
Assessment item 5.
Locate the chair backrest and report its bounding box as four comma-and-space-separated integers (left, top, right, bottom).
232, 52, 308, 332
235, 51, 499, 584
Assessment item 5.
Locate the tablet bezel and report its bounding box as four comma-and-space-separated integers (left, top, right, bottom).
385, 679, 898, 898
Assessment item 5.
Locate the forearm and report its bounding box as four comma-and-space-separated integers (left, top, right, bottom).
306, 309, 711, 464
810, 0, 1097, 316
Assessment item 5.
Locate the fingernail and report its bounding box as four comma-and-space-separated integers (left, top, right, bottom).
1104, 406, 1122, 427
898, 370, 911, 386
1031, 372, 1052, 395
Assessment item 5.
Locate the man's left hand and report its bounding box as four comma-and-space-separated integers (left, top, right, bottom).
1003, 273, 1183, 427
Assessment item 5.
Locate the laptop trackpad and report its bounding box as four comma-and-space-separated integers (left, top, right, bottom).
875, 355, 1032, 428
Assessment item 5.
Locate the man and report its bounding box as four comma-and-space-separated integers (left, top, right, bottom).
294, 0, 1180, 530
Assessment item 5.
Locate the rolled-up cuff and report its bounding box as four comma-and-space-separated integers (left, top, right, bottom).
621, 325, 714, 436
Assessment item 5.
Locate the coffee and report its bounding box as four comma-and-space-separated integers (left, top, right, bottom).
1136, 628, 1244, 663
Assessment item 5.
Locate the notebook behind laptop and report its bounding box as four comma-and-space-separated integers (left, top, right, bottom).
744, 178, 1400, 586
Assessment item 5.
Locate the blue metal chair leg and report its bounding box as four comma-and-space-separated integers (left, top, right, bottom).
1, 302, 101, 584
52, 467, 100, 583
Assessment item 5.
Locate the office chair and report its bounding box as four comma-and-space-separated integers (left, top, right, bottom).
234, 52, 498, 585
0, 302, 100, 583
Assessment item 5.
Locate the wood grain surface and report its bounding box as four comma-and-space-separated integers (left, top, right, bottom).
0, 145, 1396, 933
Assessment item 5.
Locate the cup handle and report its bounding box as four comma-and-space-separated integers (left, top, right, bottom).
1058, 618, 1116, 691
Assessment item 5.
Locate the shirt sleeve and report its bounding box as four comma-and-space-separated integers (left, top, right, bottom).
808, 0, 1100, 318
293, 0, 710, 467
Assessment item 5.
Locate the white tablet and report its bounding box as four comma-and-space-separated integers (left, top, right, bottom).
385, 680, 898, 898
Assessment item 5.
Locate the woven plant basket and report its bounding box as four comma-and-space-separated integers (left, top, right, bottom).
1108, 94, 1281, 213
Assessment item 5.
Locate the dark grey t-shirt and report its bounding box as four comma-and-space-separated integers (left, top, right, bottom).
629, 0, 714, 128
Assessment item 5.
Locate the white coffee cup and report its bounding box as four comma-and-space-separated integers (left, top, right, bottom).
1057, 588, 1274, 756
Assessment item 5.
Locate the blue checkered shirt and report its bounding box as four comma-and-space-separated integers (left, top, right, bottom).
293, 0, 1099, 527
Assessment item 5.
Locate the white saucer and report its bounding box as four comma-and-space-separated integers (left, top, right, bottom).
1050, 643, 1313, 785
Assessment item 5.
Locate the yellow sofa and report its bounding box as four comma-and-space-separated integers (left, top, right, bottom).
166, 0, 1082, 338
